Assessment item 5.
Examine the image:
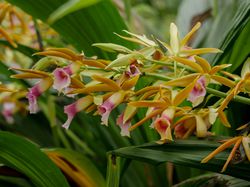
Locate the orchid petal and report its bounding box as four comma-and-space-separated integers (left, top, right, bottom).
180, 22, 201, 47
171, 56, 203, 73
201, 137, 239, 163
170, 23, 179, 54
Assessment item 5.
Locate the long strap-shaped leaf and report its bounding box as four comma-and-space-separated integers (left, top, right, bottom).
6, 0, 135, 58
109, 139, 250, 181
0, 131, 69, 187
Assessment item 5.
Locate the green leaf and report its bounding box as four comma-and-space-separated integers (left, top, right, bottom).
173, 173, 250, 187
6, 0, 135, 58
0, 175, 33, 187
107, 154, 121, 187
48, 0, 100, 23
0, 131, 70, 187
110, 138, 250, 181
44, 148, 106, 187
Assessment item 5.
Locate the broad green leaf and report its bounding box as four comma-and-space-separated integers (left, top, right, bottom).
0, 131, 69, 187
48, 0, 100, 23
6, 0, 135, 58
44, 148, 106, 187
110, 138, 250, 181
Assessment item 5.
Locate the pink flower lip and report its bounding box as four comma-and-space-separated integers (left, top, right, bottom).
27, 84, 41, 114
188, 76, 206, 106
53, 67, 71, 92
2, 102, 15, 124
98, 100, 114, 126
116, 113, 131, 137
62, 102, 77, 129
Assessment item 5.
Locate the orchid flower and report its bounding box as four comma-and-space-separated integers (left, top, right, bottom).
11, 68, 53, 113
63, 96, 93, 129
116, 105, 137, 137
202, 124, 250, 172
218, 58, 250, 112
53, 63, 80, 93
173, 108, 218, 138
165, 56, 234, 106
98, 91, 126, 126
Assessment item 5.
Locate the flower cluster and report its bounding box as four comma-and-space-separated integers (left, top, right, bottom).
9, 22, 250, 171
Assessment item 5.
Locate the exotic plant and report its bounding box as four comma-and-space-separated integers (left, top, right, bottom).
8, 22, 250, 172
0, 0, 250, 186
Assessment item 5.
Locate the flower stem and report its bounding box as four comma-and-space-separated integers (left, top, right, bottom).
206, 88, 250, 105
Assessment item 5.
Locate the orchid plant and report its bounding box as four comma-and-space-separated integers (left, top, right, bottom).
2, 20, 250, 173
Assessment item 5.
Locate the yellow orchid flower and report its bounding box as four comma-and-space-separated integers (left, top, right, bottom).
202, 123, 250, 172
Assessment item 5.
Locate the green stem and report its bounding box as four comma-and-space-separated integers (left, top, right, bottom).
206, 87, 250, 105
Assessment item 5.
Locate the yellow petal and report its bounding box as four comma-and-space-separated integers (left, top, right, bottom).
210, 75, 235, 88
121, 75, 139, 90
0, 3, 11, 24
68, 84, 115, 94
128, 100, 167, 108
80, 59, 107, 68
210, 64, 231, 75
165, 73, 200, 87
46, 48, 79, 59
91, 74, 120, 91
11, 72, 46, 79
0, 26, 17, 48
221, 137, 242, 172
171, 56, 204, 73
181, 48, 222, 56
115, 33, 150, 46
194, 56, 211, 73
123, 105, 137, 123
129, 109, 163, 131
34, 51, 73, 60
170, 23, 179, 54
218, 111, 231, 128
140, 90, 159, 100
173, 76, 200, 106
195, 115, 207, 138
201, 137, 239, 163
218, 89, 235, 112
70, 77, 85, 88
135, 86, 161, 96
180, 22, 201, 47
11, 68, 50, 77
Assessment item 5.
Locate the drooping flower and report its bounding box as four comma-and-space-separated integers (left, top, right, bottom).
62, 96, 93, 129
153, 107, 175, 142
27, 77, 52, 113
116, 113, 131, 137
98, 91, 125, 126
